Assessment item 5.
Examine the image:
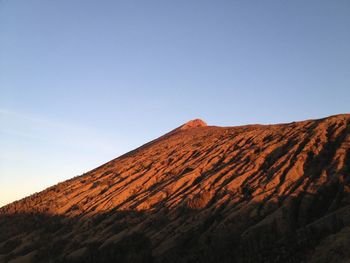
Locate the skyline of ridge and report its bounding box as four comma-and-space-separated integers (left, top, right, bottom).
2, 112, 349, 207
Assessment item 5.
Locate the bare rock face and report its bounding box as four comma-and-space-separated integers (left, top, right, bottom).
178, 119, 207, 130
1, 114, 350, 263
164, 118, 208, 137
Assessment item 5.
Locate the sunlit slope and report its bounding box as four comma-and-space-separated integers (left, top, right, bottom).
1, 115, 350, 263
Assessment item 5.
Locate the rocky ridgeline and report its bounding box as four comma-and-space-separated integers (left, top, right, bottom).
1, 115, 350, 263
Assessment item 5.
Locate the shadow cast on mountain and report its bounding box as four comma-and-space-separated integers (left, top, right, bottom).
1, 191, 350, 263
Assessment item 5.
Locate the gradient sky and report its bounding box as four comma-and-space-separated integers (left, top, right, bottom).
1, 0, 350, 207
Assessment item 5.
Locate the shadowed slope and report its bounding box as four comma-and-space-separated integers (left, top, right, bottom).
1, 114, 350, 262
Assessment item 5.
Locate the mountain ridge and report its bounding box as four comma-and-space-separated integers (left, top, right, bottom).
1, 113, 350, 263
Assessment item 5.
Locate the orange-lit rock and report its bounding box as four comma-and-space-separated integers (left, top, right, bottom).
1, 114, 350, 262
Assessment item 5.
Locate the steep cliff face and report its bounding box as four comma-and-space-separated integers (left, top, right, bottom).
1, 115, 350, 263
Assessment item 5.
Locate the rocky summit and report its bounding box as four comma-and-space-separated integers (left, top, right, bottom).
1, 114, 350, 263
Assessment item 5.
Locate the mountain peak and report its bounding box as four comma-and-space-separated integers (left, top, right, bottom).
179, 119, 207, 130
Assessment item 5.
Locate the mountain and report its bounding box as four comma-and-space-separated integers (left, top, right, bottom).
1, 114, 350, 263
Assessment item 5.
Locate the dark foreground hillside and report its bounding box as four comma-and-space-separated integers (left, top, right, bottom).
1, 114, 350, 263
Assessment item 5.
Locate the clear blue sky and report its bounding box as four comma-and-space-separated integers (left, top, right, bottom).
1, 0, 349, 206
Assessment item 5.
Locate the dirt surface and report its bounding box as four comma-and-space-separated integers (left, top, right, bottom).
1, 115, 350, 262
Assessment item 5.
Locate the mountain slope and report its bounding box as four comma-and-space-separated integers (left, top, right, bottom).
1, 114, 350, 263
